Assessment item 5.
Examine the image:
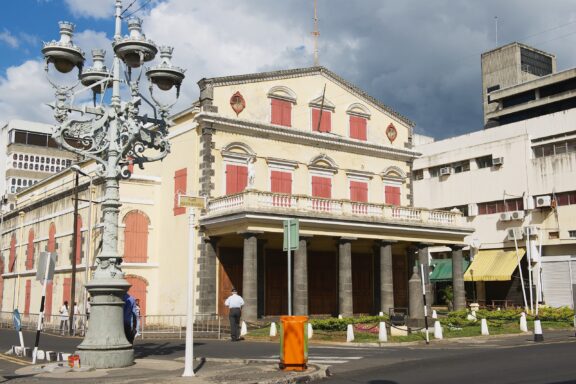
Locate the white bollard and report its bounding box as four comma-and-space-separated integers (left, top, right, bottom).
520, 312, 528, 333
481, 318, 489, 336
534, 317, 544, 342
36, 350, 45, 361
338, 314, 343, 319
378, 322, 388, 342
434, 320, 443, 340
378, 311, 384, 317
269, 322, 277, 337
240, 321, 248, 336
346, 324, 355, 342
308, 323, 313, 339
432, 310, 438, 319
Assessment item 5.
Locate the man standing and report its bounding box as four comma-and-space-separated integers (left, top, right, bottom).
59, 301, 69, 335
122, 293, 138, 344
224, 288, 244, 341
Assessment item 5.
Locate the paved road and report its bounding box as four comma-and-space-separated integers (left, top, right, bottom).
2, 328, 576, 383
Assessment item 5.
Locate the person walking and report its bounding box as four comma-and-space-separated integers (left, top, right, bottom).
59, 301, 69, 335
224, 288, 244, 341
122, 293, 138, 344
72, 302, 80, 335
134, 298, 141, 337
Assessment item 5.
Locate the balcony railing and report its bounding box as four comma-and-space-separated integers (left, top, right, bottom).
205, 190, 463, 226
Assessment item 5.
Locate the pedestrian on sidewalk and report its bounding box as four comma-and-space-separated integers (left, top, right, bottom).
123, 293, 138, 344
72, 302, 80, 335
224, 288, 244, 341
59, 301, 69, 335
134, 298, 141, 337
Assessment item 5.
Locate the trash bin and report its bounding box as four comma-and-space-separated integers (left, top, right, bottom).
279, 315, 308, 371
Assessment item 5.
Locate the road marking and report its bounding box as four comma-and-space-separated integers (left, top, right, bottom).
265, 355, 363, 364
0, 353, 29, 366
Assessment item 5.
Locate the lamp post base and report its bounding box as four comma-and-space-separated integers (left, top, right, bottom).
76, 277, 134, 368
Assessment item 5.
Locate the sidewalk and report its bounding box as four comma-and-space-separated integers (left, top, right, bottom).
8, 357, 328, 384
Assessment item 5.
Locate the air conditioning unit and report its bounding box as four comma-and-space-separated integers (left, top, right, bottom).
468, 203, 478, 217
492, 157, 504, 166
506, 227, 524, 241
523, 225, 539, 236
499, 212, 511, 221
510, 210, 525, 220
536, 195, 551, 208
439, 167, 451, 176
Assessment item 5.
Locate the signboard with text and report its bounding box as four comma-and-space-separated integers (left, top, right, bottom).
178, 195, 206, 209
283, 219, 299, 251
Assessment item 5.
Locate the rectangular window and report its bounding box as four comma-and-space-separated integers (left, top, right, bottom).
271, 170, 292, 194
271, 99, 292, 127
350, 181, 368, 202
173, 168, 187, 216
349, 116, 367, 141
413, 170, 424, 180
312, 108, 332, 133
476, 156, 492, 169
311, 176, 332, 198
385, 185, 401, 206
226, 164, 248, 195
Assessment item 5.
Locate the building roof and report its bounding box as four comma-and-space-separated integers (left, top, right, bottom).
198, 66, 415, 127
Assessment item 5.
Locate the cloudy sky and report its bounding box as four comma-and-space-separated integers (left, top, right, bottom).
1, 0, 576, 139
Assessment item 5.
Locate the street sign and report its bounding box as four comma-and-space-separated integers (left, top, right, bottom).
12, 309, 21, 331
178, 195, 206, 209
283, 219, 299, 251
35, 252, 57, 283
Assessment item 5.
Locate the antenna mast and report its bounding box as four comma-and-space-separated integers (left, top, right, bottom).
494, 16, 499, 47
312, 0, 320, 66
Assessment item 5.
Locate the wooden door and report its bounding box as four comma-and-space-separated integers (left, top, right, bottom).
218, 248, 243, 315
352, 253, 373, 314
392, 254, 408, 309
308, 251, 338, 315
264, 250, 288, 315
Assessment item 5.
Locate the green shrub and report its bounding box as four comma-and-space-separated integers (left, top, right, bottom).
310, 314, 389, 331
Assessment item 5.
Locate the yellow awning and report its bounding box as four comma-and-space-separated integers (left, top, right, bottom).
463, 249, 525, 281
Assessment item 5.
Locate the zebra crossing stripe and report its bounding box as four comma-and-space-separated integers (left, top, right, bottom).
264, 355, 363, 364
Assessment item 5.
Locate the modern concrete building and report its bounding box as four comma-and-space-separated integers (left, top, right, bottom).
0, 67, 473, 322
0, 120, 77, 209
415, 43, 576, 308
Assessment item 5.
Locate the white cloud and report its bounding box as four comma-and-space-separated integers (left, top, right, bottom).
0, 30, 19, 48
64, 0, 114, 19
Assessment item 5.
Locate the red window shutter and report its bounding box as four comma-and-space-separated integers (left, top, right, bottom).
173, 168, 187, 216
26, 229, 34, 270
45, 281, 54, 317
75, 215, 82, 264
48, 223, 56, 252
271, 171, 292, 194
24, 280, 31, 315
312, 176, 331, 198
350, 116, 367, 141
271, 99, 292, 127
9, 235, 16, 272
312, 108, 331, 132
282, 101, 292, 127
350, 181, 368, 202
63, 277, 71, 305
385, 185, 401, 206
124, 211, 149, 263
271, 99, 282, 125
226, 164, 248, 194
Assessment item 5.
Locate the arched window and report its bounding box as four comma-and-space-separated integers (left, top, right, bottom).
268, 86, 297, 127
48, 223, 56, 252
26, 229, 35, 270
9, 235, 16, 272
126, 275, 148, 318
347, 103, 371, 141
123, 211, 149, 263
382, 167, 406, 206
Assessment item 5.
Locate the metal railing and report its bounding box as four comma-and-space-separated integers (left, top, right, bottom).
0, 311, 227, 339
205, 190, 463, 226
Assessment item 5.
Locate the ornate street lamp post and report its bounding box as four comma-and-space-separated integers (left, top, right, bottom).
42, 0, 184, 368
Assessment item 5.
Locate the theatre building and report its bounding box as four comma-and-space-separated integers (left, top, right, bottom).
0, 67, 473, 320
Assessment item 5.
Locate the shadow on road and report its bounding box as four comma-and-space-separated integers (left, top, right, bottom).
368, 381, 399, 384
134, 341, 204, 358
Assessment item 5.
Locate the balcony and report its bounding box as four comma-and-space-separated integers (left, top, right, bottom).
204, 190, 464, 227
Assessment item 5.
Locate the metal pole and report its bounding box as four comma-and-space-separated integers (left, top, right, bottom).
83, 177, 94, 327
69, 172, 80, 335
288, 219, 292, 316
420, 263, 429, 345
526, 230, 534, 314
183, 209, 196, 377
32, 252, 51, 364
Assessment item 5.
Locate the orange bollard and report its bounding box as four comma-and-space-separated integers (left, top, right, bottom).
279, 316, 308, 371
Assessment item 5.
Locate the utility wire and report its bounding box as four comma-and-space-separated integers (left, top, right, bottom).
120, 0, 139, 17
123, 0, 153, 19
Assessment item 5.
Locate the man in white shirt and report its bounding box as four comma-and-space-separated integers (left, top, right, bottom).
59, 301, 69, 335
224, 288, 245, 341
